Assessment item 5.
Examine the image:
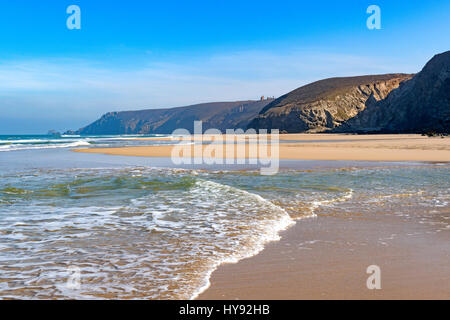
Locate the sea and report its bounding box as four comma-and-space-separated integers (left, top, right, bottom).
0, 134, 449, 299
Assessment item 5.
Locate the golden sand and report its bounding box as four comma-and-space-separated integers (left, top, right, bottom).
73, 134, 450, 162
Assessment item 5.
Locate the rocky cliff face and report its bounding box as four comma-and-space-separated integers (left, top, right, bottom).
335, 51, 450, 133
75, 99, 274, 134
248, 74, 413, 132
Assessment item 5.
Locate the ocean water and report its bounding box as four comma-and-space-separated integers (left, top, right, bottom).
0, 136, 449, 299
0, 134, 173, 152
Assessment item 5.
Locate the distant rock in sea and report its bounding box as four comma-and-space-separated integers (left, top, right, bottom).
47, 130, 61, 136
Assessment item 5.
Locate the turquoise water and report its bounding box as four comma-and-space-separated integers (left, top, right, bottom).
0, 139, 449, 299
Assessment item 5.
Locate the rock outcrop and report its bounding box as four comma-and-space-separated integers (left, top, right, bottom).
335, 51, 450, 133
248, 74, 413, 132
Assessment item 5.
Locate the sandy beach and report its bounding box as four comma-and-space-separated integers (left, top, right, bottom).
73, 134, 450, 162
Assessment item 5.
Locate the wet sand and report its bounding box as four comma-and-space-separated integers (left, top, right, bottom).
73, 134, 450, 162
198, 205, 450, 300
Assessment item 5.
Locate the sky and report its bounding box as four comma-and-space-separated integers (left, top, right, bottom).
0, 0, 449, 134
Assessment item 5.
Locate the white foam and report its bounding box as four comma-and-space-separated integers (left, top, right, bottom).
188, 179, 295, 300
0, 140, 91, 151
308, 188, 354, 216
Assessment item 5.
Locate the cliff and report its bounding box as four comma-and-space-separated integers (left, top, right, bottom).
335, 51, 450, 133
74, 99, 274, 134
248, 74, 413, 132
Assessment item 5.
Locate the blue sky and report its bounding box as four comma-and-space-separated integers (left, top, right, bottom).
0, 0, 449, 133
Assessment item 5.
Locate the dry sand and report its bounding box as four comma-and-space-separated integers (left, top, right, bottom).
73, 134, 450, 162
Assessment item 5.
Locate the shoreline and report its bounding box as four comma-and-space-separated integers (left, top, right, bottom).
72, 134, 450, 162
197, 192, 450, 300
190, 207, 296, 300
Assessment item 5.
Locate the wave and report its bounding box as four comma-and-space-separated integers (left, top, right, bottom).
308, 188, 354, 216
188, 182, 356, 299
0, 166, 297, 299
0, 140, 91, 151
189, 179, 295, 299
0, 134, 176, 153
